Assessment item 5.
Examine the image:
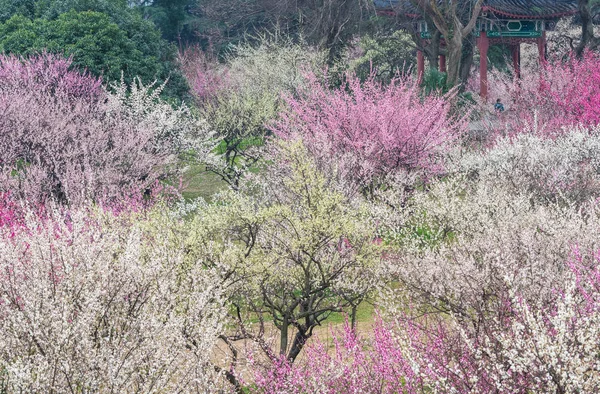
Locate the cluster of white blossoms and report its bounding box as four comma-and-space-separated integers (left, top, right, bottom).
0, 205, 228, 393
452, 127, 600, 204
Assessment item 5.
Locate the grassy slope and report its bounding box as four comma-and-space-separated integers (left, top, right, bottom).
181, 163, 228, 201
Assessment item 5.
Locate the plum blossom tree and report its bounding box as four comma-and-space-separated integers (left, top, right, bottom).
189, 37, 327, 190
382, 174, 600, 320
0, 53, 210, 206
252, 250, 600, 393
178, 45, 230, 105
452, 128, 600, 205
480, 52, 600, 137
0, 202, 228, 393
187, 140, 382, 387
251, 318, 414, 394
249, 77, 600, 392
273, 74, 466, 195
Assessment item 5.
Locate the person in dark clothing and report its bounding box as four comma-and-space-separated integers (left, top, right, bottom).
494, 98, 505, 113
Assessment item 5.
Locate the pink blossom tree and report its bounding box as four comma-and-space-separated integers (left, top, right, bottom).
0, 53, 207, 206
178, 45, 230, 105
273, 74, 466, 194
252, 250, 600, 393
181, 38, 327, 190
539, 52, 600, 128
476, 52, 600, 137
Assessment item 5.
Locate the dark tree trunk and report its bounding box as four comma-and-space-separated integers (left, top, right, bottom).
287, 329, 311, 362
425, 31, 441, 70
280, 316, 289, 355
446, 34, 463, 88
351, 304, 358, 330
576, 0, 600, 57
459, 38, 474, 90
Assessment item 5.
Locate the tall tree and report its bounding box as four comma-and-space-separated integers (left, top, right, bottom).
576, 0, 600, 56
416, 0, 484, 87
187, 140, 381, 388
142, 0, 196, 43
192, 0, 374, 62
0, 0, 34, 22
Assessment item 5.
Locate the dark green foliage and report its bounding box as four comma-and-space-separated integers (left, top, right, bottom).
351, 30, 416, 82
0, 0, 34, 22
33, 0, 128, 20
487, 44, 513, 72
143, 0, 196, 43
421, 68, 448, 95
0, 2, 189, 100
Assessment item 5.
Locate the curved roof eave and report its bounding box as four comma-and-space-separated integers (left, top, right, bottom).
375, 0, 579, 19
482, 5, 577, 18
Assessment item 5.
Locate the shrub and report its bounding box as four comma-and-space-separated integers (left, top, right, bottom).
224, 36, 327, 98
383, 175, 600, 319
193, 37, 327, 188
348, 30, 416, 83
251, 318, 412, 394
187, 140, 381, 384
0, 9, 189, 100
472, 52, 600, 137
421, 68, 448, 95
179, 46, 230, 105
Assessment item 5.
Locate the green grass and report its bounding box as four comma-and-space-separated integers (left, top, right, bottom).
181, 163, 228, 201
240, 299, 375, 327
177, 136, 265, 201
326, 301, 375, 325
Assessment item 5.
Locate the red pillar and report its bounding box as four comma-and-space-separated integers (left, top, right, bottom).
478, 31, 489, 101
537, 31, 546, 64
417, 50, 425, 84
439, 54, 446, 72
512, 43, 520, 78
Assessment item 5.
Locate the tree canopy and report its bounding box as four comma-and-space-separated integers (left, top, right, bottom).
0, 1, 189, 100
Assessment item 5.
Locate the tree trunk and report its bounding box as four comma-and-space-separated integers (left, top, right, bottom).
425, 31, 441, 71
445, 35, 463, 87
351, 304, 358, 330
417, 0, 483, 88
287, 329, 310, 362
459, 39, 474, 90
576, 0, 600, 56
280, 316, 289, 355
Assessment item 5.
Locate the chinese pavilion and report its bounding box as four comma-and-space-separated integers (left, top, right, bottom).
374, 0, 579, 98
